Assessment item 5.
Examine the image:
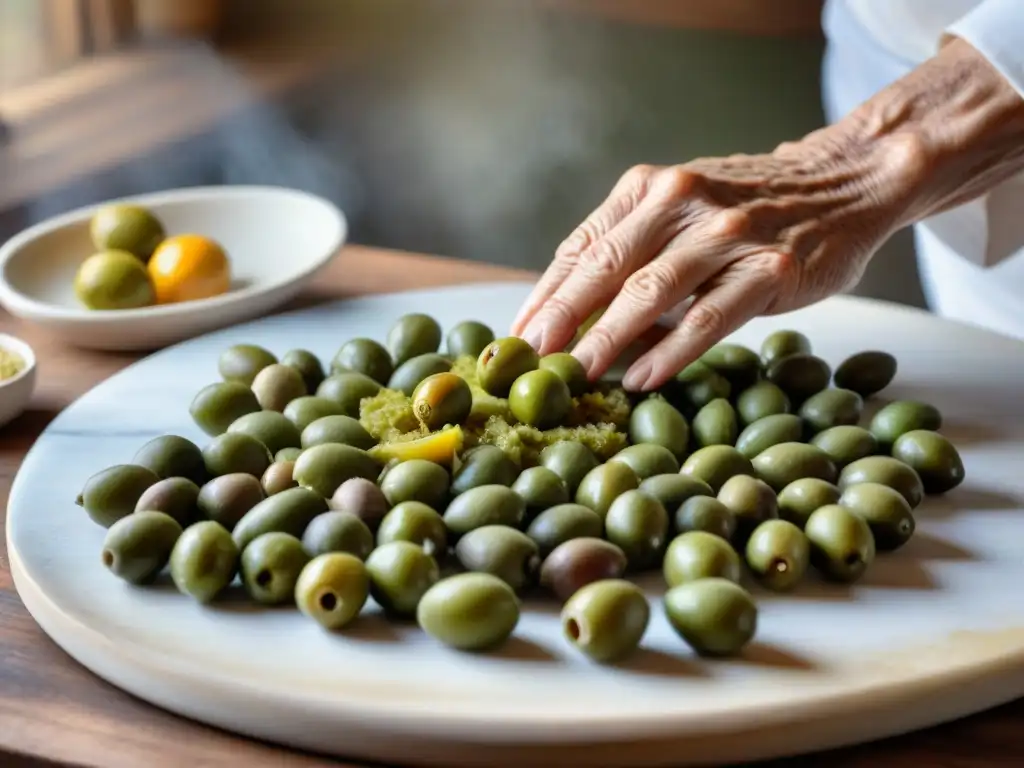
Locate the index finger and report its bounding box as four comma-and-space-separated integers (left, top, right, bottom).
510, 166, 653, 337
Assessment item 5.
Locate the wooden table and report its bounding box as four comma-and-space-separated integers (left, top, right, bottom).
1, 246, 1021, 768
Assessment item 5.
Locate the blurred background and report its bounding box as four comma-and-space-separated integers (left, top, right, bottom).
0, 0, 924, 307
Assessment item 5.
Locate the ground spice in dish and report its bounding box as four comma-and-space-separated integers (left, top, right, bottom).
0, 347, 25, 380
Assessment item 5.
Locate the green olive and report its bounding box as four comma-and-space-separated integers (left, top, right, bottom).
379, 459, 450, 509
744, 519, 810, 592
295, 553, 370, 630
691, 398, 739, 448
301, 510, 375, 559
282, 396, 346, 432
377, 501, 449, 558
891, 430, 965, 495
443, 484, 527, 536
276, 447, 303, 463
663, 531, 742, 587
776, 477, 841, 527
673, 496, 737, 541
412, 372, 473, 430
202, 433, 273, 479
261, 460, 297, 496
735, 381, 791, 426
366, 541, 441, 617
664, 578, 758, 657
539, 441, 599, 494
451, 444, 520, 495
603, 490, 669, 571
292, 443, 381, 498
765, 354, 831, 405
300, 415, 376, 451
561, 579, 649, 663
196, 473, 266, 530
759, 329, 811, 367
805, 504, 876, 583
90, 203, 165, 262
838, 456, 925, 509
539, 352, 589, 397
454, 525, 541, 591
315, 373, 383, 417
735, 414, 805, 460
752, 442, 837, 492
135, 477, 201, 527
446, 320, 496, 360
716, 474, 779, 544
628, 396, 690, 459
799, 388, 864, 435
511, 466, 569, 516
332, 338, 394, 384
574, 462, 640, 519
680, 445, 755, 494
810, 426, 878, 470
388, 353, 453, 396
281, 349, 326, 393
638, 473, 713, 513
839, 482, 916, 551
509, 369, 572, 429
101, 511, 182, 584
833, 350, 897, 397
227, 410, 302, 455
132, 434, 207, 485
251, 363, 308, 412
539, 538, 628, 602
74, 250, 156, 310
608, 444, 680, 480
387, 313, 443, 367
190, 382, 261, 436
665, 360, 731, 413
240, 531, 311, 605
329, 477, 390, 531
219, 344, 277, 386
417, 572, 520, 651
868, 400, 943, 449
169, 521, 239, 603
230, 486, 329, 552
476, 337, 541, 397
526, 503, 603, 557
700, 343, 761, 392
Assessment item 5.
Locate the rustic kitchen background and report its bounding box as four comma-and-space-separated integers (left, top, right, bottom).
0, 0, 925, 309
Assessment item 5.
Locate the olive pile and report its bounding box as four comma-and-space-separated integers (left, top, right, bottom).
79, 315, 966, 664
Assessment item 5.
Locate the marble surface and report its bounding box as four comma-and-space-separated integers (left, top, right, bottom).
7, 282, 1024, 767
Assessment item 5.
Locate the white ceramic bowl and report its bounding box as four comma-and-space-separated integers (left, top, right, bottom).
0, 334, 36, 428
0, 186, 347, 351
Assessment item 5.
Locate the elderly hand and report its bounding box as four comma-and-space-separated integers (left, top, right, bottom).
510, 38, 1024, 392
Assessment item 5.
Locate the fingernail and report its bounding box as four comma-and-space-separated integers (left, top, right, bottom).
623, 361, 652, 392
573, 345, 595, 375
522, 324, 544, 353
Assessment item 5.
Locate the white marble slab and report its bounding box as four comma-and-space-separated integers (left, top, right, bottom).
7, 282, 1024, 767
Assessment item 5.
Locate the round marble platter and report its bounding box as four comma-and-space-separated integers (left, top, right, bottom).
8, 282, 1024, 768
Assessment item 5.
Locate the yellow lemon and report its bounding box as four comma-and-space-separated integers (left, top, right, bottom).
148, 234, 231, 304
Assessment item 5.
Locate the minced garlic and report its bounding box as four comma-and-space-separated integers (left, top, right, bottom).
0, 347, 25, 380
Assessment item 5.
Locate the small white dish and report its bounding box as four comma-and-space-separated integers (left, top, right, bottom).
0, 186, 347, 351
0, 333, 36, 428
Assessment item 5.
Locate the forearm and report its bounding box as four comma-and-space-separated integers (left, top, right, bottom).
809, 37, 1024, 229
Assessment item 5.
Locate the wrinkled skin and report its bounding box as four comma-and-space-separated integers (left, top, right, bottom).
512, 39, 1024, 392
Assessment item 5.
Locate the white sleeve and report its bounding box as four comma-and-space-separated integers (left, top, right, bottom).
923, 0, 1024, 269
944, 0, 1024, 97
